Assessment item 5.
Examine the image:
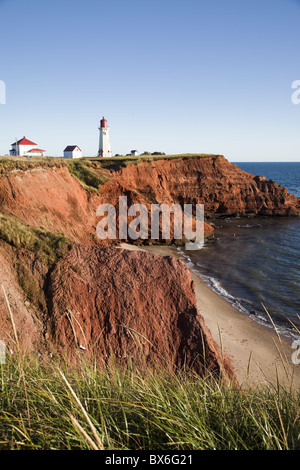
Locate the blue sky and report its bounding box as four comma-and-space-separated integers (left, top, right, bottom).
0, 0, 300, 161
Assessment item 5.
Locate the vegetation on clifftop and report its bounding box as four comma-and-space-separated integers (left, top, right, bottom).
0, 157, 65, 173
0, 154, 222, 192
83, 153, 221, 172
0, 153, 221, 177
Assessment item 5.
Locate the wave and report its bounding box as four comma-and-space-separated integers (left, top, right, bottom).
177, 246, 298, 342
177, 246, 248, 313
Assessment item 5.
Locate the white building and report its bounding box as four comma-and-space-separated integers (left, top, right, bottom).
63, 145, 82, 159
98, 116, 112, 158
9, 137, 46, 157
131, 150, 139, 156
26, 148, 46, 157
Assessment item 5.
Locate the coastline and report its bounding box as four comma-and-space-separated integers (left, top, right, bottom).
120, 242, 300, 388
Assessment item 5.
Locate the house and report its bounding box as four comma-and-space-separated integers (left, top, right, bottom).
26, 148, 46, 157
63, 145, 82, 159
131, 150, 139, 156
9, 137, 46, 157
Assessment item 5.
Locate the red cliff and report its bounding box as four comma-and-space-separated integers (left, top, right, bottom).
98, 155, 300, 218
46, 244, 234, 380
0, 154, 298, 382
0, 155, 298, 247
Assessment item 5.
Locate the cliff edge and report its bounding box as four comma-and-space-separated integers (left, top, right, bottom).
0, 154, 298, 382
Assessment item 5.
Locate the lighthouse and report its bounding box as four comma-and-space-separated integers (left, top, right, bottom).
98, 116, 112, 158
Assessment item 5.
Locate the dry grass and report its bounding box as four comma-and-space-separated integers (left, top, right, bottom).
0, 288, 300, 450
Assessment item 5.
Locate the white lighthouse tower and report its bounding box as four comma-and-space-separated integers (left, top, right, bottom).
98, 116, 112, 158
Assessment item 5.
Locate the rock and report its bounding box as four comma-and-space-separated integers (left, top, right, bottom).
100, 155, 299, 219
0, 246, 45, 355
46, 244, 235, 381
0, 154, 298, 383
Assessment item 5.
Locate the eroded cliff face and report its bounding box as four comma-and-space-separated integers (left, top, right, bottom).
46, 244, 234, 380
0, 242, 235, 381
0, 155, 298, 249
0, 155, 298, 380
0, 245, 46, 356
98, 155, 300, 218
0, 165, 98, 244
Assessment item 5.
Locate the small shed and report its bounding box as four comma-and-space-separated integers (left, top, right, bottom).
63, 145, 82, 159
130, 150, 138, 156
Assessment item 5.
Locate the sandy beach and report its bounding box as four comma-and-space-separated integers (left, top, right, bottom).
120, 242, 300, 389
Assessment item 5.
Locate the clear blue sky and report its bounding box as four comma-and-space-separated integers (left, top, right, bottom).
0, 0, 300, 161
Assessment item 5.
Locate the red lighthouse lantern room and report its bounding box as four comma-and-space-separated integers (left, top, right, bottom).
100, 117, 107, 128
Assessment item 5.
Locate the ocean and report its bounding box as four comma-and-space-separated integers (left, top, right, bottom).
179, 162, 300, 340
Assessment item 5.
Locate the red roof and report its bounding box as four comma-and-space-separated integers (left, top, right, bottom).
12, 137, 37, 146
100, 117, 107, 128
28, 148, 45, 153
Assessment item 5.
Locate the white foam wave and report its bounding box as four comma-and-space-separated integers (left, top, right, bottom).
177, 247, 298, 341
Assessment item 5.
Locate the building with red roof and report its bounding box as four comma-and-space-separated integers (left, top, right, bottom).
9, 136, 46, 157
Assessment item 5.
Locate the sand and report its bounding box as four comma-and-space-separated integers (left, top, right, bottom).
120, 242, 300, 389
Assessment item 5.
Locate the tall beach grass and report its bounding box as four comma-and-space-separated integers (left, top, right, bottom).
1, 286, 300, 451
0, 351, 300, 450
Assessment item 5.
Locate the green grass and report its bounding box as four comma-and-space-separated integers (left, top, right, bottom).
67, 160, 109, 191
0, 154, 221, 185
84, 153, 221, 172
0, 212, 71, 308
15, 261, 47, 311
0, 157, 65, 173
0, 212, 71, 266
0, 353, 299, 450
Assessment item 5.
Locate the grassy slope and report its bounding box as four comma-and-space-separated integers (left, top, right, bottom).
0, 153, 220, 171
0, 212, 71, 267
0, 354, 299, 450
0, 213, 72, 310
